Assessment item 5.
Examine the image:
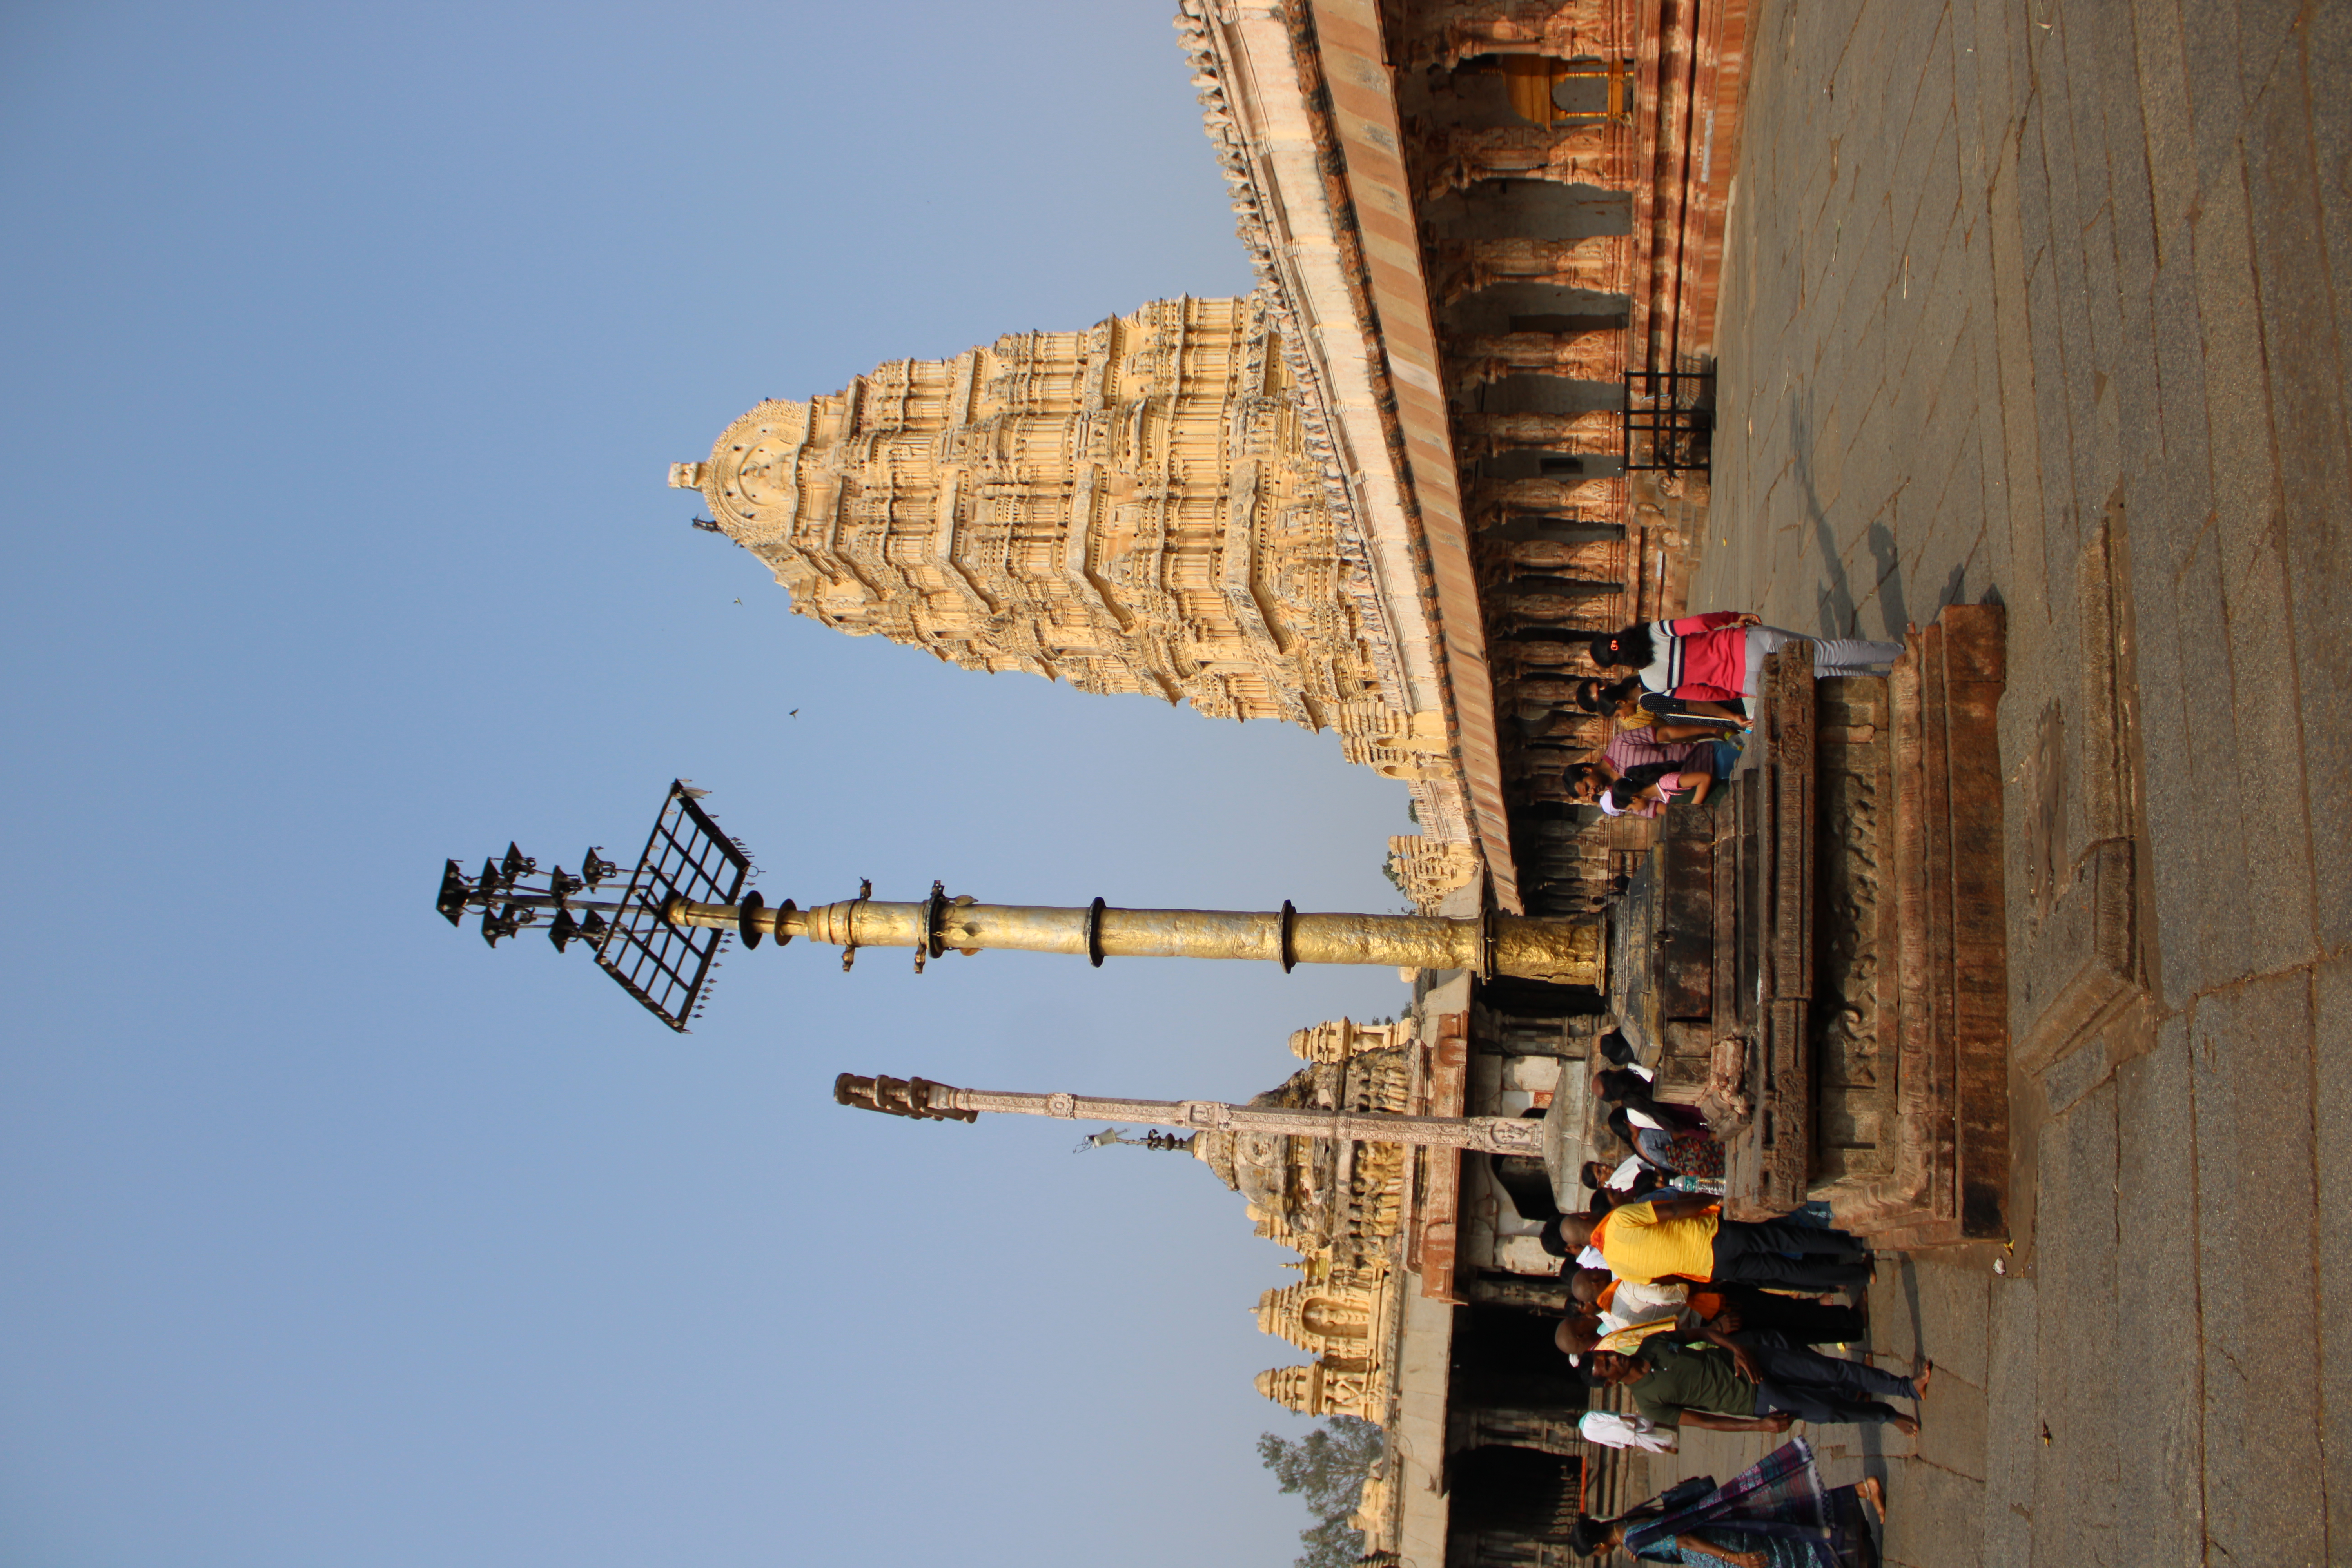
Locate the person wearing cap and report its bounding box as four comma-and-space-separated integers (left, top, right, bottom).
1539, 1196, 1874, 1292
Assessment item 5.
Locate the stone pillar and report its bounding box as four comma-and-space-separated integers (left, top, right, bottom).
1450, 330, 1626, 386
1495, 537, 1628, 582
1415, 123, 1628, 195
1397, 1, 1624, 70
1438, 233, 1634, 297
1485, 474, 1628, 515
1459, 409, 1621, 454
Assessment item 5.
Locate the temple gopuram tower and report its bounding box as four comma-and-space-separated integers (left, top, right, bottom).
673, 296, 1454, 761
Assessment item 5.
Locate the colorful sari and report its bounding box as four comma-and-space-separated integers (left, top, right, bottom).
1623, 1439, 1877, 1568
1633, 1124, 1727, 1179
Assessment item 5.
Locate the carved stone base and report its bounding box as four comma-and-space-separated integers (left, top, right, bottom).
1717, 644, 1816, 1216
1825, 605, 2012, 1246
1493, 913, 1607, 987
1651, 606, 2012, 1245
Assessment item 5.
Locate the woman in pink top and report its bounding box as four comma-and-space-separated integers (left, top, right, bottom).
1589, 612, 1905, 700
1566, 728, 1743, 818
1601, 761, 1712, 815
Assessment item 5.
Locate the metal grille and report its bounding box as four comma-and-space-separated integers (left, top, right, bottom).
593, 782, 752, 1031
1621, 367, 1715, 474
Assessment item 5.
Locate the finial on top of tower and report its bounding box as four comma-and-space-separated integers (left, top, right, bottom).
668, 461, 710, 489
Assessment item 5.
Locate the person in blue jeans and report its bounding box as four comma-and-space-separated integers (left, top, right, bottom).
1567, 726, 1746, 816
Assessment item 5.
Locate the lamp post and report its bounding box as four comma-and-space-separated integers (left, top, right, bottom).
831, 1071, 1546, 1156
433, 780, 755, 1031
434, 780, 1604, 1031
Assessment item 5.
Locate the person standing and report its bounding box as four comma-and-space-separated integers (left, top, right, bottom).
1577, 1409, 1680, 1455
1570, 1437, 1885, 1566
1592, 1067, 1710, 1137
1541, 1195, 1875, 1292
1589, 1334, 1926, 1434
1589, 611, 1905, 701
1565, 1269, 1867, 1347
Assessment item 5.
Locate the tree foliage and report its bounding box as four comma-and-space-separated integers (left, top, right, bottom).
1257, 1417, 1387, 1568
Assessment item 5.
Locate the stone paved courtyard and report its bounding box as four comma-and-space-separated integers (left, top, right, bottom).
1646, 0, 2352, 1562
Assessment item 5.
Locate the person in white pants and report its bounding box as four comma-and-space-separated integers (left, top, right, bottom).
1739, 622, 1905, 697
1589, 611, 1907, 703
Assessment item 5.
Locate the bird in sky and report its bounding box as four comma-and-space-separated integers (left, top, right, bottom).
733, 597, 742, 605
788, 709, 799, 718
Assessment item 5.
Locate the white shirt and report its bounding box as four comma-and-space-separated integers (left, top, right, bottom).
1599, 1279, 1688, 1333
1580, 1410, 1678, 1453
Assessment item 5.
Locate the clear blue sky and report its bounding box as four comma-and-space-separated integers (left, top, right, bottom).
0, 4, 1418, 1564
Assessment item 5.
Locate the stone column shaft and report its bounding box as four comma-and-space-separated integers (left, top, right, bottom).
834, 1073, 1546, 1154
663, 894, 1602, 985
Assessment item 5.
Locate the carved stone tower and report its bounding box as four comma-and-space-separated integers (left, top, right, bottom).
673, 294, 1403, 733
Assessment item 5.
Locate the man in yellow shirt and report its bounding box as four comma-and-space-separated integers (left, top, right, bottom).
1542, 1194, 1873, 1291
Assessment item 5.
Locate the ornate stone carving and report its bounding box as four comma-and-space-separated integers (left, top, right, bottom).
1448, 330, 1625, 385
1434, 233, 1633, 297
1459, 409, 1621, 454
1412, 124, 1626, 196
1394, 0, 1624, 68
679, 295, 1392, 731
678, 287, 1488, 878
1256, 1279, 1379, 1353
1494, 539, 1625, 579
1811, 677, 1893, 1180
1481, 474, 1628, 516
1289, 1016, 1420, 1064
1492, 911, 1606, 986
1386, 836, 1484, 910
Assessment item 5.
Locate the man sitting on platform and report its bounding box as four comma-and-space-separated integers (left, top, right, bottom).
1581, 1156, 1667, 1201
1539, 1195, 1875, 1293
1606, 1104, 1724, 1182
1564, 719, 1741, 818
1591, 1065, 1709, 1138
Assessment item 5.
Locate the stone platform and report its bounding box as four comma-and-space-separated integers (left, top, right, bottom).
1651, 605, 2010, 1243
